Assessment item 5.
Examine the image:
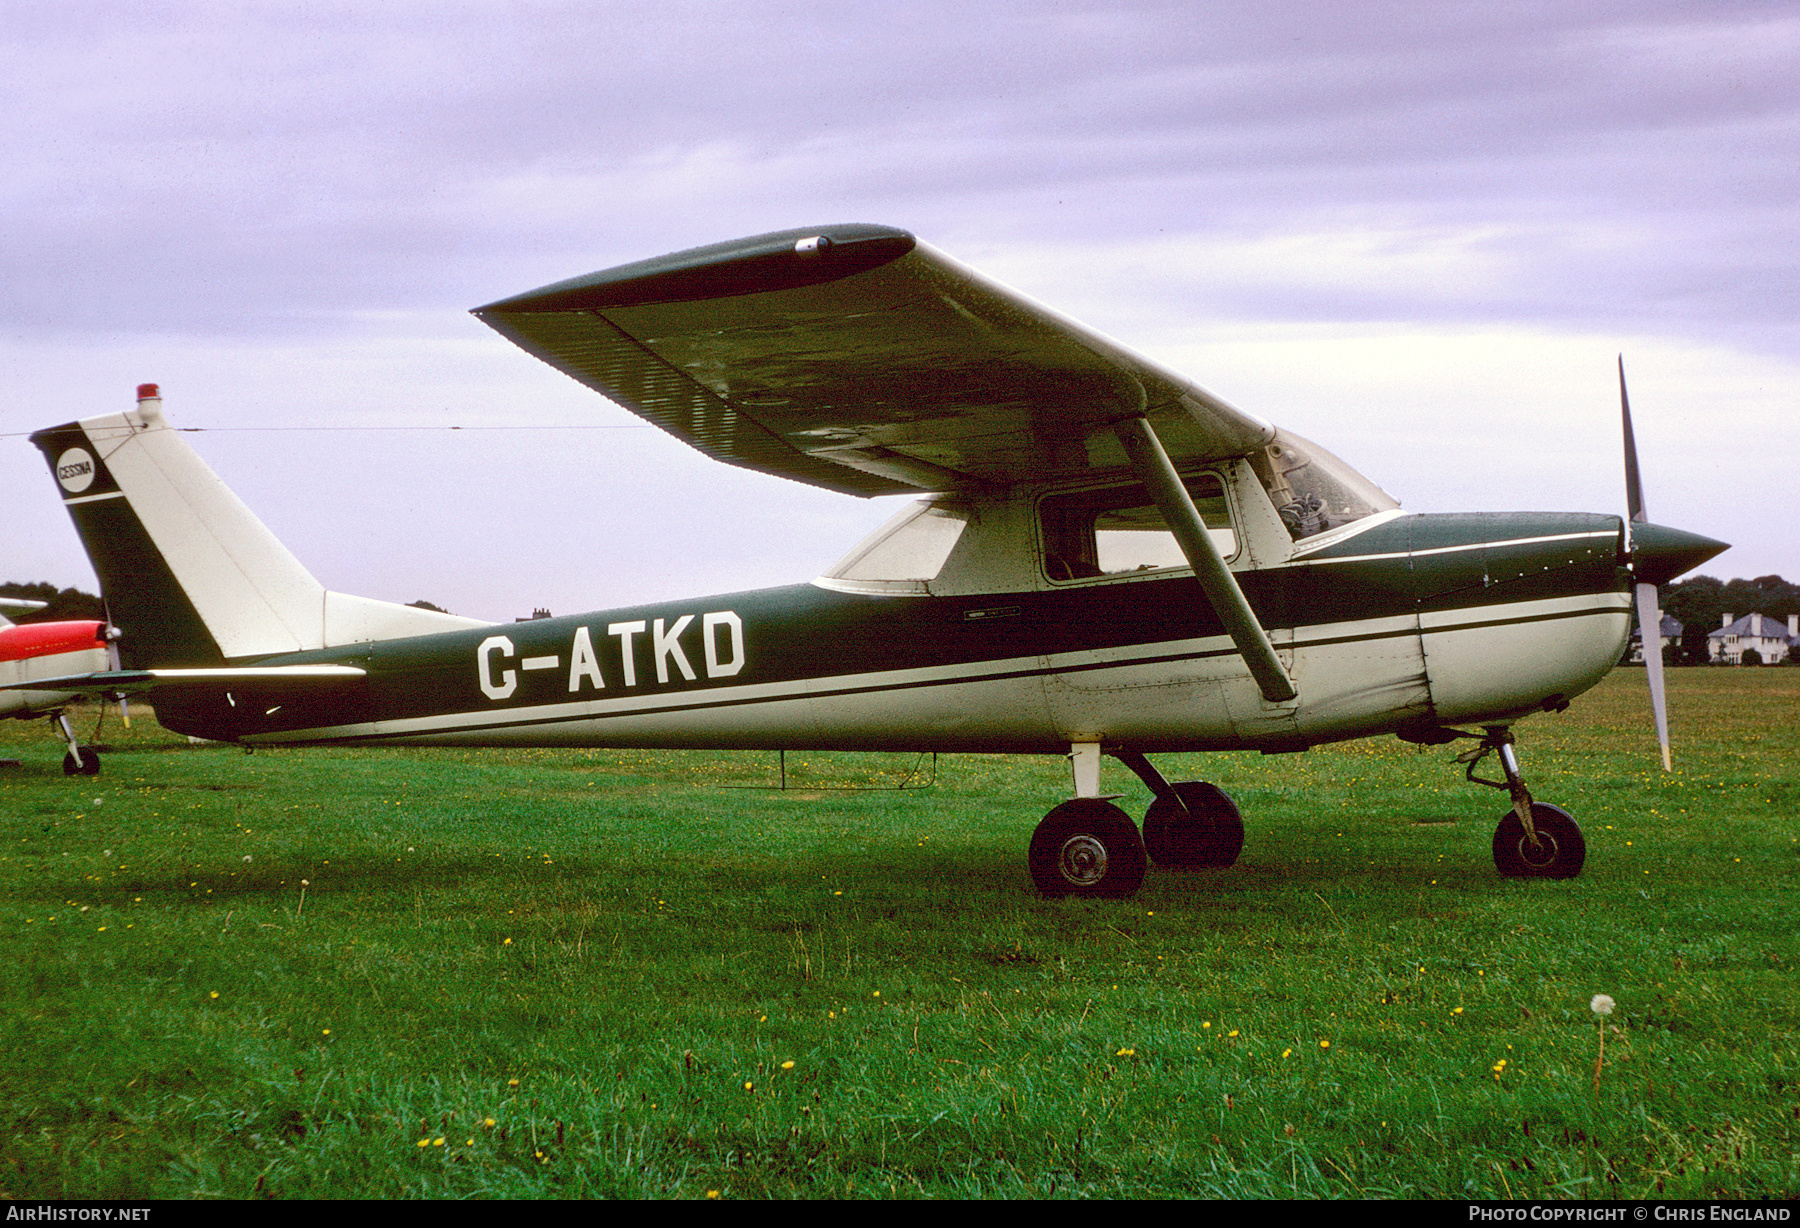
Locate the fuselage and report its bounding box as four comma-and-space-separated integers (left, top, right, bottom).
148, 507, 1631, 755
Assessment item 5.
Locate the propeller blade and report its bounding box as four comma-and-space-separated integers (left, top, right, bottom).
1635, 581, 1671, 771
1620, 357, 1671, 771
1620, 355, 1646, 524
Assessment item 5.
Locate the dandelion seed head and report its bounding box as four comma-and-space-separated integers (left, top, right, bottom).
1590, 994, 1616, 1017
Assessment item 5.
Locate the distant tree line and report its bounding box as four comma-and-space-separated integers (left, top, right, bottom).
1654, 574, 1800, 665
0, 581, 104, 623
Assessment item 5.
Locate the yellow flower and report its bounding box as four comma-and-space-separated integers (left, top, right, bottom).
1319, 1040, 1330, 1049
209, 991, 219, 1000
1282, 1048, 1293, 1058
707, 1190, 720, 1200
744, 1081, 754, 1092
781, 1060, 795, 1070
1227, 1030, 1239, 1038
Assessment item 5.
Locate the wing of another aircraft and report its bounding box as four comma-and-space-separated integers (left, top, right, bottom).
0, 664, 368, 697
474, 225, 1274, 495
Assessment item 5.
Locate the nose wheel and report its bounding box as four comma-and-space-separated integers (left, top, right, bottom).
1456, 727, 1586, 879
1493, 802, 1586, 879
54, 711, 101, 776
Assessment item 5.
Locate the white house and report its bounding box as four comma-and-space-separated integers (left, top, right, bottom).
1628, 613, 1683, 663
1708, 612, 1799, 664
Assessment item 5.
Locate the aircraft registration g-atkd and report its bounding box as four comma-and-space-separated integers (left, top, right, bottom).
25, 224, 1726, 897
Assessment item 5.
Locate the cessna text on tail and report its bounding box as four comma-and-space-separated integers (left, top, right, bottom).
22, 225, 1726, 896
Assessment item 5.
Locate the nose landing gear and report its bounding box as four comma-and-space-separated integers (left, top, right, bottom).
54, 710, 101, 776
1457, 727, 1585, 879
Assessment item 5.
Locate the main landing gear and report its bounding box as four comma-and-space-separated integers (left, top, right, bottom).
1454, 726, 1585, 879
1027, 745, 1244, 899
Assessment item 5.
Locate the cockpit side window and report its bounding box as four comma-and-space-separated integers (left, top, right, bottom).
1040, 474, 1235, 582
1247, 430, 1398, 540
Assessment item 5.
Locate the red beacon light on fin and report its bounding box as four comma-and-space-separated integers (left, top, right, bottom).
136, 383, 159, 401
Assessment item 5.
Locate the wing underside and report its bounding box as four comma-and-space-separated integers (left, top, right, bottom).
474, 225, 1273, 495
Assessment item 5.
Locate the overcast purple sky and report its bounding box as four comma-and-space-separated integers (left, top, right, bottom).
5, 1, 1794, 621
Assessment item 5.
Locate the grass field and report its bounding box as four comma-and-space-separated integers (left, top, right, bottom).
2, 669, 1795, 1199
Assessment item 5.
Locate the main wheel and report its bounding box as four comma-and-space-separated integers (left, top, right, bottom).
1142, 782, 1244, 868
1028, 799, 1146, 899
62, 747, 100, 777
1492, 803, 1585, 879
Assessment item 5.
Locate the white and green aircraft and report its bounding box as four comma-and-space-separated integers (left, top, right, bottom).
24, 225, 1725, 897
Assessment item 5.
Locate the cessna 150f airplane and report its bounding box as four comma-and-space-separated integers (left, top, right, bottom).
22, 224, 1726, 897
1, 596, 115, 774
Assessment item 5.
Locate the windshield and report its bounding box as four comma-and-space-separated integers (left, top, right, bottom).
1246, 430, 1397, 540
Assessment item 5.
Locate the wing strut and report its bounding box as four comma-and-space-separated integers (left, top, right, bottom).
1112, 417, 1297, 703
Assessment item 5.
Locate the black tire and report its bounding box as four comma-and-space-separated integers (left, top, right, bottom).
1142, 782, 1244, 868
1028, 799, 1147, 899
1492, 803, 1585, 879
63, 747, 100, 777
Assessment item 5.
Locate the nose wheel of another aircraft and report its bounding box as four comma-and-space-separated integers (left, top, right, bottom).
1142, 781, 1244, 868
62, 747, 101, 776
1029, 799, 1147, 899
54, 712, 101, 776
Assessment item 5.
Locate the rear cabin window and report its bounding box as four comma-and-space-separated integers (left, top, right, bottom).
1040, 474, 1235, 581
831, 502, 970, 582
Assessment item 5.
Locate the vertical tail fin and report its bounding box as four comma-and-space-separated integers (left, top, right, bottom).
30, 386, 487, 667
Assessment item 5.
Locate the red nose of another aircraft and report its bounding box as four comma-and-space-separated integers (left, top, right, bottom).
1628, 522, 1729, 587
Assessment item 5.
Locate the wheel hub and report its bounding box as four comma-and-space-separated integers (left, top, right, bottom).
1518, 832, 1559, 869
1057, 834, 1108, 886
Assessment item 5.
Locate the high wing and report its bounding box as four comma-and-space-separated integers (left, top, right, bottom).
473, 224, 1273, 495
